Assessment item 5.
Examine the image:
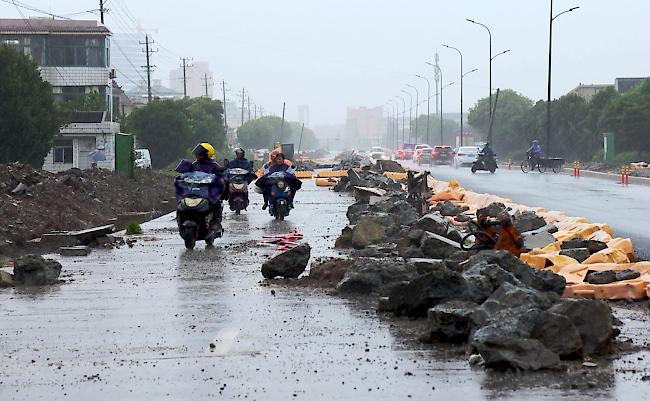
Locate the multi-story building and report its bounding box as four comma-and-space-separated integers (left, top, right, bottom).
169, 61, 215, 98
346, 106, 384, 148
0, 18, 120, 172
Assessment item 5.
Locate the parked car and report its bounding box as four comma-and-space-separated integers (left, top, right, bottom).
135, 149, 152, 169
370, 146, 389, 160
431, 145, 454, 165
413, 146, 434, 165
453, 146, 481, 167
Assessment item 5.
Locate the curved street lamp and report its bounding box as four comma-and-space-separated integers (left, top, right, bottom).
443, 44, 465, 146
415, 74, 431, 145
405, 84, 419, 142
547, 1, 579, 156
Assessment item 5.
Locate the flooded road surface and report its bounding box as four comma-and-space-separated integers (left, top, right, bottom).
406, 162, 650, 259
2, 179, 649, 400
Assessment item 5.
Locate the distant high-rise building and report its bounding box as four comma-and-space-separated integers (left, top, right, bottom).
170, 61, 214, 98
111, 32, 147, 90
346, 106, 383, 148
297, 104, 310, 127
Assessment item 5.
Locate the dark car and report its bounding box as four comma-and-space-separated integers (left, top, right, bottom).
431, 146, 454, 165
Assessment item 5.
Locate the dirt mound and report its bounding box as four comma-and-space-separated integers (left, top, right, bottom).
0, 163, 174, 255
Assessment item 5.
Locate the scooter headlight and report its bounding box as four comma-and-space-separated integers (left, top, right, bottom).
277, 180, 286, 190
183, 198, 206, 208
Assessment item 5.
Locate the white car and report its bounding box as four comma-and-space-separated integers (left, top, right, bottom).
453, 146, 481, 168
135, 149, 152, 169
370, 146, 389, 160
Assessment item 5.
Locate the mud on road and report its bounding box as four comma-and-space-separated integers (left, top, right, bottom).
1, 180, 650, 400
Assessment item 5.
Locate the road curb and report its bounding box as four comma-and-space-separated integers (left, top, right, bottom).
560, 168, 650, 187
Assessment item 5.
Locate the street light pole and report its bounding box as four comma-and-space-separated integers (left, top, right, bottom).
426, 62, 445, 144
415, 75, 431, 145
546, 1, 580, 157
467, 19, 493, 128
443, 44, 464, 147
401, 90, 413, 144
395, 96, 406, 146
389, 100, 398, 151
405, 84, 419, 142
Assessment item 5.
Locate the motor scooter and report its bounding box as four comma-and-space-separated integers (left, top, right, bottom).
227, 168, 250, 214
266, 171, 292, 221
471, 152, 498, 174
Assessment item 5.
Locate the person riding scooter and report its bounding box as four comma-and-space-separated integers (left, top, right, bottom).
256, 153, 301, 209
175, 142, 227, 235
225, 148, 256, 182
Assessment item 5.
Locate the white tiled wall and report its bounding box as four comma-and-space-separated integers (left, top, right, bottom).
40, 67, 110, 87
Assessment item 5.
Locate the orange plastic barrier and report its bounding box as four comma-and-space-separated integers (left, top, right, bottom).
564, 281, 648, 300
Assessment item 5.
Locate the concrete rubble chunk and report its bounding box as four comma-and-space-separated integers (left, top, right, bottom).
261, 243, 311, 279
415, 213, 449, 236
0, 271, 16, 287
560, 238, 608, 254
336, 258, 418, 296
60, 246, 91, 257
559, 247, 591, 263
514, 211, 547, 233
13, 254, 62, 286
616, 269, 641, 281
476, 335, 560, 371
425, 300, 479, 343
586, 270, 618, 285
548, 299, 614, 356
522, 230, 557, 251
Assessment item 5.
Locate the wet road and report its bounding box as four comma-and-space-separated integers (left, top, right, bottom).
406, 162, 650, 259
2, 179, 650, 400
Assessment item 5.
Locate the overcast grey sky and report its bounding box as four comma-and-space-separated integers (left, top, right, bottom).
2, 0, 649, 125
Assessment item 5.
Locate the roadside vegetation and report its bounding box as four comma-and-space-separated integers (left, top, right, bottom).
468, 81, 650, 162
237, 116, 319, 150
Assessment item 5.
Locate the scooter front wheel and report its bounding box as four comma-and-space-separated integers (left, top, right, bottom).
471, 164, 478, 173
181, 227, 196, 250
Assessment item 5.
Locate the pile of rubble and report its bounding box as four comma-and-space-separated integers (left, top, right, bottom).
267, 160, 624, 371
332, 151, 372, 171
0, 162, 174, 256
0, 254, 62, 287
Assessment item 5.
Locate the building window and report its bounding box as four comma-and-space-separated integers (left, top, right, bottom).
47, 37, 106, 67
53, 140, 73, 164
2, 36, 44, 65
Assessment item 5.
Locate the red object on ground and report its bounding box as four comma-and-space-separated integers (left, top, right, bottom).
261, 229, 303, 250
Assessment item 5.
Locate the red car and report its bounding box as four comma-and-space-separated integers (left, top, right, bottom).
396, 148, 414, 160
431, 145, 454, 165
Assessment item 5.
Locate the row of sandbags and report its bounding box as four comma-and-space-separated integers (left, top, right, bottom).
426, 179, 649, 300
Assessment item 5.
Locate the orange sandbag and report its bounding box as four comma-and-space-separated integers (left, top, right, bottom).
315, 178, 338, 187
564, 281, 648, 300
588, 230, 613, 243
583, 247, 630, 265
384, 172, 407, 180
317, 170, 348, 178
295, 171, 313, 179
607, 238, 636, 262
430, 180, 466, 202
554, 264, 589, 284
520, 253, 548, 269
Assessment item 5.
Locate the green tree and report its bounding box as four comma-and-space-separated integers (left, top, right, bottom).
125, 97, 227, 169
237, 116, 319, 151
184, 97, 226, 153
601, 79, 650, 154
468, 89, 534, 156
0, 46, 60, 167
126, 100, 192, 169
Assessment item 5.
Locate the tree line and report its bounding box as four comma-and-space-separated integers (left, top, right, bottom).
237, 116, 319, 151
468, 80, 650, 163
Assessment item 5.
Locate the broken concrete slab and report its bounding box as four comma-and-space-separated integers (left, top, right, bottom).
60, 246, 91, 257
522, 230, 557, 251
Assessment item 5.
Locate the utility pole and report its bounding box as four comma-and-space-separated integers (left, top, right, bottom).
247, 96, 251, 122
240, 88, 245, 126
140, 35, 157, 103
180, 57, 193, 98
201, 73, 211, 97
99, 0, 106, 24
279, 102, 286, 144
221, 80, 228, 132
297, 123, 305, 154
434, 53, 440, 116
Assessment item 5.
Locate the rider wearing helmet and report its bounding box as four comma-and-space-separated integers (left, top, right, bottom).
527, 140, 542, 167
256, 152, 301, 209
191, 143, 225, 175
